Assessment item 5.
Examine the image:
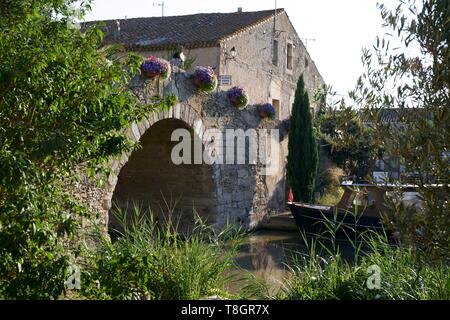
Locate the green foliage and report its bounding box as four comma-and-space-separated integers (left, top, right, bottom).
82, 207, 243, 300
278, 233, 449, 300
261, 214, 450, 300
350, 0, 449, 263
317, 107, 381, 177
317, 167, 345, 205
313, 84, 328, 122
0, 0, 175, 298
287, 75, 319, 202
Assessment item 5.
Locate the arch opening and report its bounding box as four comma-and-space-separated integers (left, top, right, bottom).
109, 118, 217, 234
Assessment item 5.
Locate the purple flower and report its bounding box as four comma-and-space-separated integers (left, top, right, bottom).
227, 86, 244, 99
262, 103, 276, 114
141, 56, 170, 79
258, 103, 276, 119
281, 118, 290, 130
227, 86, 248, 109
192, 66, 217, 92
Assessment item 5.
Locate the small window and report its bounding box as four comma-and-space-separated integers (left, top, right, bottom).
389, 158, 400, 170
305, 57, 309, 68
272, 40, 279, 66
287, 43, 293, 70
272, 99, 280, 119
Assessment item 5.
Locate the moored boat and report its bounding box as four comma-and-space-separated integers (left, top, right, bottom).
287, 181, 420, 239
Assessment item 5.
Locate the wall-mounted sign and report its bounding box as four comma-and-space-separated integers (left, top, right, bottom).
218, 75, 232, 86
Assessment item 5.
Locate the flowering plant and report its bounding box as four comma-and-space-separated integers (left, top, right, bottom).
192, 66, 217, 93
141, 56, 171, 79
257, 103, 276, 119
227, 86, 249, 110
281, 118, 289, 130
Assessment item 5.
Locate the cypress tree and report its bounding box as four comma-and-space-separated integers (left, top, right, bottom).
287, 75, 319, 202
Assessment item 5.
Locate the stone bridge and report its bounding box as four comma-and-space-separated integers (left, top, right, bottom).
74, 70, 290, 234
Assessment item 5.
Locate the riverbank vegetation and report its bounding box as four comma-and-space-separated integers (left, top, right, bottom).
277, 233, 449, 300
80, 207, 244, 300
81, 210, 449, 300
314, 0, 449, 264
351, 0, 449, 263
0, 0, 175, 299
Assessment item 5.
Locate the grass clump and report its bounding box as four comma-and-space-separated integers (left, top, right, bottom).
81, 205, 244, 300
276, 231, 449, 300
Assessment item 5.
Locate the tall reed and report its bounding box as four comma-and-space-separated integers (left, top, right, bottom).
275, 211, 449, 300
81, 203, 244, 300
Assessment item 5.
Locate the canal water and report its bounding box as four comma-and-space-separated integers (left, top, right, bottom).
228, 229, 358, 295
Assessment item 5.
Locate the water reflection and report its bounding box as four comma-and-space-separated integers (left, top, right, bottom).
230, 230, 307, 294
230, 230, 357, 295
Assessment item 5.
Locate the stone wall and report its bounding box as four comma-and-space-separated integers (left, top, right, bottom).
72, 69, 290, 234
72, 11, 325, 236
110, 118, 217, 233
213, 12, 325, 217
136, 12, 325, 121
218, 12, 325, 119
140, 46, 221, 71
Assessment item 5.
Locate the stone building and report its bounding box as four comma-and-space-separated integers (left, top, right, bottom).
85, 8, 325, 119
79, 9, 325, 233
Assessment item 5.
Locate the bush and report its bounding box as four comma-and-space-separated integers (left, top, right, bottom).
317, 167, 345, 205
0, 1, 174, 298
317, 107, 380, 178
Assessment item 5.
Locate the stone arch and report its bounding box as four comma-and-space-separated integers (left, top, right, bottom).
72, 72, 295, 236
103, 103, 218, 233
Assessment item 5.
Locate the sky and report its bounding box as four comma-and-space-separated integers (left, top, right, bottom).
84, 0, 387, 96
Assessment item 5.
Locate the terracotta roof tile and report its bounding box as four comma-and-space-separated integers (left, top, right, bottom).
360, 108, 430, 123
82, 9, 284, 50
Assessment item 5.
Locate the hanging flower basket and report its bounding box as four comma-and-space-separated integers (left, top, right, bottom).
257, 103, 276, 120
192, 66, 217, 93
141, 56, 171, 80
227, 86, 249, 110
281, 118, 289, 131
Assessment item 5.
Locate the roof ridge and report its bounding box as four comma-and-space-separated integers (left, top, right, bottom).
81, 8, 286, 51
218, 9, 285, 42
83, 8, 285, 24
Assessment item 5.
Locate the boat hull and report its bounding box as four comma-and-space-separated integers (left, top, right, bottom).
287, 202, 387, 239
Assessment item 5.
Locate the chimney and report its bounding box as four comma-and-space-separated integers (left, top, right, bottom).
114, 20, 121, 38
237, 7, 243, 13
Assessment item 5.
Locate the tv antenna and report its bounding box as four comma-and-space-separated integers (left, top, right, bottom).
272, 0, 285, 38
301, 38, 316, 48
153, 2, 164, 17
273, 0, 277, 35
